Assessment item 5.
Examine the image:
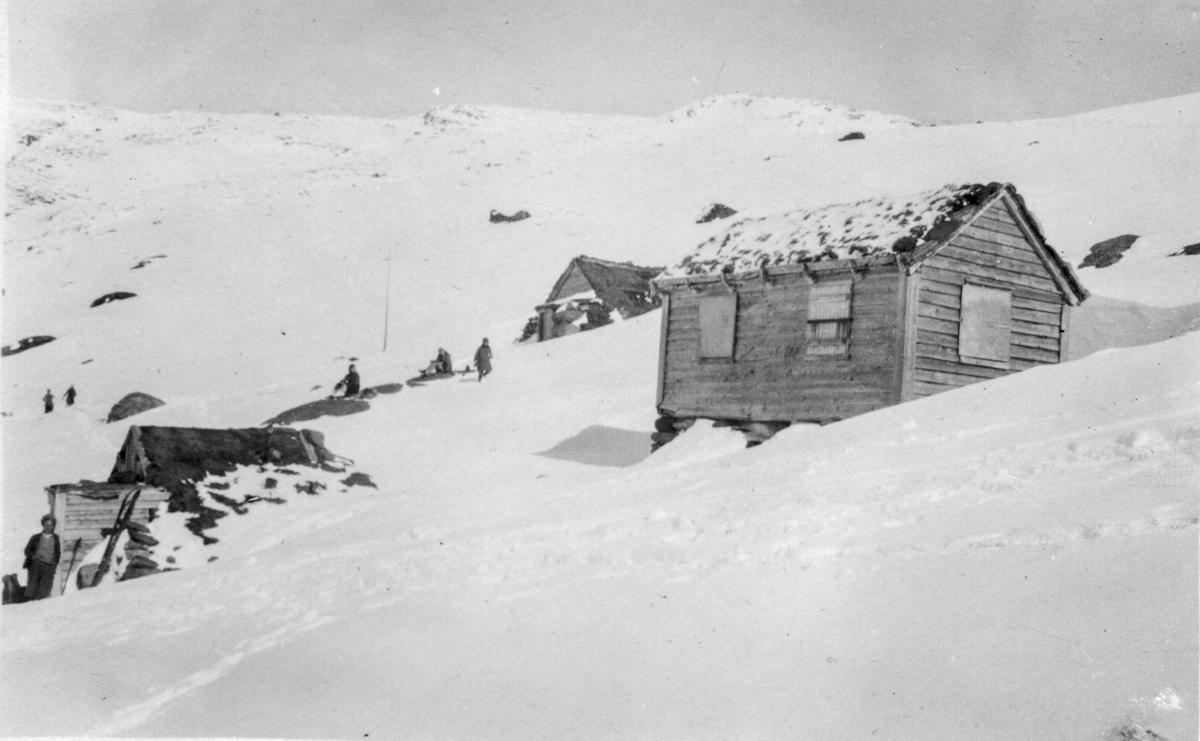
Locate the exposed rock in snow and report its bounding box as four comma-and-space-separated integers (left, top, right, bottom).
1, 335, 55, 357
696, 203, 738, 223
1080, 233, 1140, 268
106, 392, 165, 423
89, 291, 136, 307
489, 208, 530, 223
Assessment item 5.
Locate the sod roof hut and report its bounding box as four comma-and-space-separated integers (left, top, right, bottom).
651, 182, 1088, 430
533, 256, 665, 341
37, 427, 349, 594
109, 425, 335, 490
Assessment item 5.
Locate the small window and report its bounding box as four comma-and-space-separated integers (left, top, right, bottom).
698, 293, 737, 359
959, 283, 1011, 368
806, 280, 852, 356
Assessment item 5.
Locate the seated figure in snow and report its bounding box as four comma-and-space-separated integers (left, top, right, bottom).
421, 348, 453, 377
332, 364, 360, 398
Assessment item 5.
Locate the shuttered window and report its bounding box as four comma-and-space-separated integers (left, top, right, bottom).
698, 293, 737, 359
806, 280, 852, 356
959, 283, 1011, 367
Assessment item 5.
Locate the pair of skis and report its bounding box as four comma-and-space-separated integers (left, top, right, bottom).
85, 489, 143, 589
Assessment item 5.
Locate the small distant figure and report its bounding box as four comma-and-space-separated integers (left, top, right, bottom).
42, 390, 54, 414
473, 338, 492, 382
65, 385, 76, 406
334, 364, 361, 399
23, 515, 61, 601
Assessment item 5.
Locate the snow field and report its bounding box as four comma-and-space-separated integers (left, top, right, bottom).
2, 93, 1199, 738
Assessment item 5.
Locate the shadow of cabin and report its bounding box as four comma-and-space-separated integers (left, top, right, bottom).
651, 183, 1088, 446
533, 256, 665, 341
40, 426, 343, 595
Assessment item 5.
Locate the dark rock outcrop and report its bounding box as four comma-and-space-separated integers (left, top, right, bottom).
696, 203, 739, 224
2, 335, 55, 357
490, 209, 530, 223
1079, 234, 1139, 269
838, 132, 866, 141
90, 292, 137, 308
107, 392, 165, 423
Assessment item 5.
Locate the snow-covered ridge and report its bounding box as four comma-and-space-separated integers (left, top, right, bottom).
420, 102, 646, 134
662, 94, 925, 128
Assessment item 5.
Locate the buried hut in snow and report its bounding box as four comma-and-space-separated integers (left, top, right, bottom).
39, 426, 348, 594
526, 256, 665, 342
650, 182, 1089, 446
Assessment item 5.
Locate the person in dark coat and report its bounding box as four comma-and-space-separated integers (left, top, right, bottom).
340, 364, 361, 398
473, 338, 492, 382
436, 348, 452, 374
24, 515, 61, 600
42, 390, 54, 414
65, 385, 76, 406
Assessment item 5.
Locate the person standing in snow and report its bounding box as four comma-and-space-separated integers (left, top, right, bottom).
42, 390, 54, 414
473, 338, 492, 382
340, 364, 361, 398
23, 515, 61, 600
65, 385, 76, 406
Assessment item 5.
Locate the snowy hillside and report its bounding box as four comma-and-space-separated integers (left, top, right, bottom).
2, 94, 1198, 739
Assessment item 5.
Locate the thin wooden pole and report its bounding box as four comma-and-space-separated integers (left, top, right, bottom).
382, 244, 393, 352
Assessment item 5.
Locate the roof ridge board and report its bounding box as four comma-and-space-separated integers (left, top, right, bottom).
995, 191, 1089, 304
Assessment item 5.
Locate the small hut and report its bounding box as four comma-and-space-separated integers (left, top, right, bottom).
651, 182, 1088, 440
37, 426, 348, 595
44, 483, 172, 595
532, 256, 665, 341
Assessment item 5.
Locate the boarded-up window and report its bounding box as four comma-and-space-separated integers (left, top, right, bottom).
698, 293, 737, 359
806, 280, 852, 356
959, 283, 1011, 367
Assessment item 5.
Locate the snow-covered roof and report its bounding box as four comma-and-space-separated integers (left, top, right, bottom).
660, 183, 1009, 278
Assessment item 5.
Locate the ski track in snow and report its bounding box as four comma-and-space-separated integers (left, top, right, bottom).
10, 384, 1190, 736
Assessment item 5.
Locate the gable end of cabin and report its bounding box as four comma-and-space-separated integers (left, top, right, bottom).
905, 194, 1074, 399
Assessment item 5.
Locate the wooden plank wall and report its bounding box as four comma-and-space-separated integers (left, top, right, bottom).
912, 201, 1066, 398
660, 265, 903, 422
48, 486, 172, 594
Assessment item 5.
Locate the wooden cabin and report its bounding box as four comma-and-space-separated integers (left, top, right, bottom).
651, 182, 1088, 434
533, 256, 664, 341
43, 483, 171, 596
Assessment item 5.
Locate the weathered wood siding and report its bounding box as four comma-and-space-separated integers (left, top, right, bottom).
911, 200, 1066, 398
45, 484, 171, 595
660, 265, 904, 422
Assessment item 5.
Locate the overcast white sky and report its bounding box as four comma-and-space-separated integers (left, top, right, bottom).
6, 0, 1200, 123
